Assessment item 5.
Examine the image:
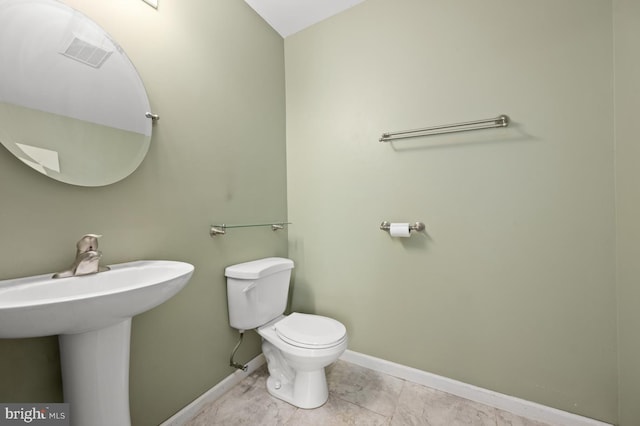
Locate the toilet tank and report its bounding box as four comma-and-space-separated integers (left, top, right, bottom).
225, 257, 294, 331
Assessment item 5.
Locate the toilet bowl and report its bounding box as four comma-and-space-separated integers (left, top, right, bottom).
258, 313, 348, 408
225, 258, 348, 409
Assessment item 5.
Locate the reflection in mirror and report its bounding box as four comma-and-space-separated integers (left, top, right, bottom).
0, 0, 153, 186
142, 0, 158, 9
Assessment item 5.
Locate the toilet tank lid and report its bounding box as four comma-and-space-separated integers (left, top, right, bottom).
225, 257, 294, 279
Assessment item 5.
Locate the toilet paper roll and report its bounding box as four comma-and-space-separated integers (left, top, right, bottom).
389, 223, 411, 237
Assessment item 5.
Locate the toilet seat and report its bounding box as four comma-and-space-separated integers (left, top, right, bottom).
275, 313, 347, 349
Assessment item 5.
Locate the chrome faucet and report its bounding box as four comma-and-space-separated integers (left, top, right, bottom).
53, 234, 110, 279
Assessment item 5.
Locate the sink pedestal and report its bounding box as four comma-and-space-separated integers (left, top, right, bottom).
59, 319, 132, 426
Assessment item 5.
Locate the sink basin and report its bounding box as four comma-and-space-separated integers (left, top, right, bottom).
0, 260, 194, 338
0, 260, 194, 426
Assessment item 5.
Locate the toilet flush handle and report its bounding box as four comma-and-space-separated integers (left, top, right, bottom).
242, 282, 256, 293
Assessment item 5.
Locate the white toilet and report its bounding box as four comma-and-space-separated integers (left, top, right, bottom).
225, 257, 348, 409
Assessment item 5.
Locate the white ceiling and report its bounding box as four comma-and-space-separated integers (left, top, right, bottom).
244, 0, 367, 38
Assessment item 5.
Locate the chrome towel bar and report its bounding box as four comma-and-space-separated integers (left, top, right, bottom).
379, 114, 509, 142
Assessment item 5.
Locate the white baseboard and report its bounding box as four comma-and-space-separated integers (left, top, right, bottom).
340, 350, 612, 426
159, 354, 266, 426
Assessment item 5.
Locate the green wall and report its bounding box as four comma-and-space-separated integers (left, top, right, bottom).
0, 1, 286, 425
285, 0, 618, 422
614, 0, 640, 424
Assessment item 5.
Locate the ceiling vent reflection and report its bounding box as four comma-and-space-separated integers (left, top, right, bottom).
61, 36, 112, 68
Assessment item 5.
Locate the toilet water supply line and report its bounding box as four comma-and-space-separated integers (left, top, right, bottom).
230, 331, 249, 371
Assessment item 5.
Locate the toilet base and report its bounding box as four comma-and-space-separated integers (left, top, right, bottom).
261, 338, 330, 409
265, 369, 328, 409
257, 314, 348, 409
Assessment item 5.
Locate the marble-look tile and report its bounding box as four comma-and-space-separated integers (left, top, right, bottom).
185, 367, 296, 426
184, 360, 556, 426
496, 409, 552, 426
285, 394, 389, 426
390, 381, 433, 426
326, 360, 405, 417
391, 380, 499, 426
421, 388, 498, 426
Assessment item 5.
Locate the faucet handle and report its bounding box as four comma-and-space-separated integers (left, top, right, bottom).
76, 234, 103, 253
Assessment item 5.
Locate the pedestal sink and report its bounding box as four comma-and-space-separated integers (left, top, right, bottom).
0, 260, 194, 426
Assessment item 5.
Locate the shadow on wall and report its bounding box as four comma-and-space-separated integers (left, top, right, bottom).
286, 237, 317, 315
397, 229, 432, 251
287, 266, 316, 315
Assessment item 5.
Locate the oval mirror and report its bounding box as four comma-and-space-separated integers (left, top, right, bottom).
0, 0, 153, 187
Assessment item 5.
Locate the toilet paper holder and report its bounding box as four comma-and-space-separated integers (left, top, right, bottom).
380, 221, 425, 233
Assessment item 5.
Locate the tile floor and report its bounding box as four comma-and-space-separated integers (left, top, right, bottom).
185, 360, 553, 426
